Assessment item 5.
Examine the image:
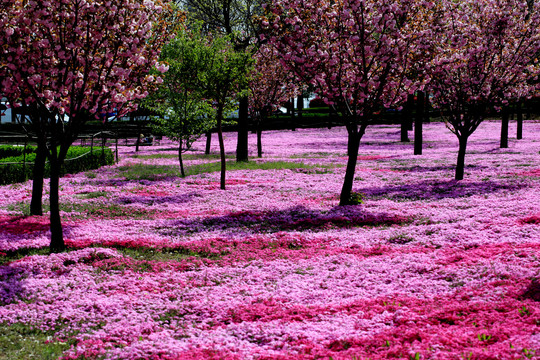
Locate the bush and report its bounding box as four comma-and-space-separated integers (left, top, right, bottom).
0, 145, 114, 185
348, 191, 365, 205
0, 145, 36, 159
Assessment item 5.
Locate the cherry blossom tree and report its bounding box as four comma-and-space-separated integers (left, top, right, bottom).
261, 0, 432, 205
427, 0, 540, 180
0, 0, 180, 252
248, 44, 297, 157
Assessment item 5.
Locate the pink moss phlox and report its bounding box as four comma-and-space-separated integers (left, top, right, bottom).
356, 167, 403, 173
131, 189, 171, 197
0, 215, 50, 235
436, 242, 540, 267
286, 213, 409, 230
201, 207, 409, 233
519, 213, 540, 225
0, 123, 539, 358
516, 168, 540, 177
339, 155, 390, 161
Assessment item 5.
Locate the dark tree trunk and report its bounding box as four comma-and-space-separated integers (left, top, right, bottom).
517, 101, 523, 140
236, 96, 249, 162
414, 91, 424, 155
217, 106, 226, 190
135, 120, 141, 152
424, 92, 430, 123
406, 94, 414, 131
339, 123, 363, 206
400, 118, 410, 142
178, 141, 185, 177
48, 146, 65, 253
500, 106, 509, 148
205, 131, 212, 155
290, 97, 296, 130
257, 128, 262, 158
30, 140, 47, 216
455, 135, 468, 181
401, 94, 413, 142
297, 93, 304, 118
286, 98, 292, 115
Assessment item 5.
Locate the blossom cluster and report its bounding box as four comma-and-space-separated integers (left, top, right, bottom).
262, 0, 431, 115
0, 0, 178, 117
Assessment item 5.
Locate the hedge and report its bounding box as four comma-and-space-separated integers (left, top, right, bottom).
0, 145, 114, 185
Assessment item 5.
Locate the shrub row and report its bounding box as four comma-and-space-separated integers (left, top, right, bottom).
0, 145, 35, 159
0, 145, 114, 185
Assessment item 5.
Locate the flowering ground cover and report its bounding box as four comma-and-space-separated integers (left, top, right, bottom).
1, 121, 539, 359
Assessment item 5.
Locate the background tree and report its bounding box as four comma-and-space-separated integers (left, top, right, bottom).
262, 0, 431, 205
176, 26, 253, 189
146, 25, 216, 177
0, 0, 180, 252
427, 0, 540, 180
248, 44, 297, 157
177, 0, 265, 162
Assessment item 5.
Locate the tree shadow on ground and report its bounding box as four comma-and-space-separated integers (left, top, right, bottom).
392, 164, 488, 173
521, 280, 540, 301
90, 178, 145, 187
156, 205, 408, 237
0, 216, 50, 236
360, 179, 528, 201
117, 192, 200, 206
0, 261, 30, 305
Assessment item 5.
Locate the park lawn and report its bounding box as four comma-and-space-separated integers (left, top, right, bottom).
0, 121, 539, 359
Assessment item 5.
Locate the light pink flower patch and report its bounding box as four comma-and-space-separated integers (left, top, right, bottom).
340, 155, 391, 161
131, 189, 171, 197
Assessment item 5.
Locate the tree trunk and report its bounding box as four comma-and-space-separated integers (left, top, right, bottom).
289, 97, 296, 131
297, 93, 304, 118
178, 141, 185, 177
517, 101, 523, 140
401, 94, 413, 142
48, 146, 65, 253
30, 140, 47, 216
406, 94, 414, 131
424, 92, 430, 123
257, 128, 262, 158
339, 124, 363, 206
455, 135, 468, 181
414, 91, 424, 155
236, 96, 249, 162
135, 120, 141, 152
288, 97, 293, 116
205, 131, 212, 155
217, 106, 226, 190
500, 106, 509, 148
